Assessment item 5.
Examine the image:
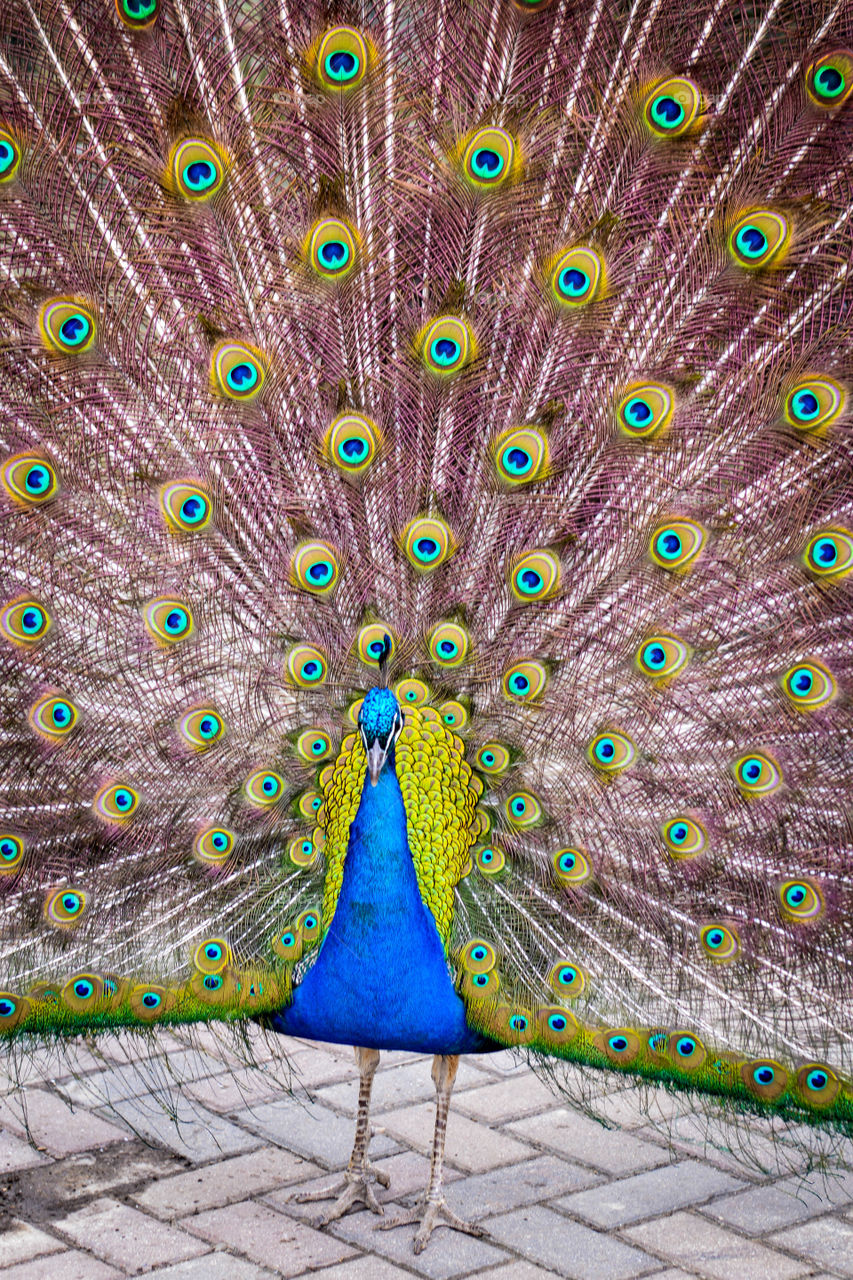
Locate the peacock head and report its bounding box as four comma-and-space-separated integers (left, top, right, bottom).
358, 687, 404, 786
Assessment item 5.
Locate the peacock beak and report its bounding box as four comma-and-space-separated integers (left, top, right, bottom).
367, 739, 388, 786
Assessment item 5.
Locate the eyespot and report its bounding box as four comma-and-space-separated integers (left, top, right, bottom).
643, 76, 702, 137
493, 426, 549, 485
0, 835, 24, 875
193, 937, 230, 974
741, 1059, 788, 1101
30, 693, 79, 740
0, 129, 21, 183
650, 519, 706, 571
94, 783, 139, 823
2, 454, 59, 505
401, 515, 455, 571
636, 634, 690, 680
171, 138, 226, 200
595, 1028, 640, 1065
461, 127, 516, 190
782, 660, 836, 709
505, 790, 541, 828
298, 789, 323, 820
353, 624, 392, 668
484, 1004, 535, 1045
116, 0, 159, 29
667, 1031, 706, 1072
617, 382, 674, 439
419, 316, 474, 376
778, 878, 824, 923
475, 742, 510, 775
510, 550, 561, 603
553, 847, 593, 886
550, 246, 604, 307
143, 597, 193, 645
700, 923, 740, 962
427, 621, 470, 667
460, 967, 500, 1000
587, 731, 635, 774
728, 210, 790, 269
537, 1005, 580, 1045
160, 481, 211, 532
475, 845, 506, 876
732, 751, 782, 796
287, 834, 317, 867
1, 598, 51, 647
296, 909, 322, 943
293, 729, 331, 766
179, 707, 225, 750
784, 377, 845, 432
548, 960, 586, 998
803, 528, 853, 579
244, 769, 284, 807
502, 659, 547, 702
438, 700, 467, 730
62, 973, 104, 1013
39, 299, 96, 353
806, 49, 853, 108
307, 217, 358, 281
324, 412, 380, 474
212, 341, 265, 400
130, 984, 169, 1021
661, 816, 707, 859
0, 992, 29, 1032
292, 542, 340, 595
316, 26, 369, 90
795, 1062, 840, 1108
395, 677, 428, 706
273, 928, 303, 962
45, 887, 86, 928
286, 644, 328, 687
193, 826, 234, 864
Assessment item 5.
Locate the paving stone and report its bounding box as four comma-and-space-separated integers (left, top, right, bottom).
285, 1044, 369, 1089
329, 1205, 509, 1278
446, 1154, 601, 1222
55, 1197, 207, 1273
0, 1250, 122, 1279
184, 1068, 281, 1114
184, 1199, 358, 1276
291, 1257, 415, 1280
0, 1091, 129, 1158
267, 1147, 450, 1221
380, 1103, 535, 1173
94, 1092, 258, 1163
315, 1058, 486, 1116
623, 1210, 809, 1280
659, 1112, 815, 1180
0, 1218, 64, 1267
643, 1272, 703, 1280
558, 1160, 744, 1229
486, 1204, 658, 1279
135, 1146, 320, 1218
471, 1265, 568, 1280
0, 1128, 52, 1171
59, 1050, 224, 1110
507, 1108, 668, 1176
704, 1167, 853, 1235
451, 1075, 558, 1124
769, 1216, 853, 1277
242, 1094, 398, 1167
145, 1253, 275, 1278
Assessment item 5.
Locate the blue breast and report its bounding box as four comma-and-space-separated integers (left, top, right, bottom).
273, 757, 493, 1053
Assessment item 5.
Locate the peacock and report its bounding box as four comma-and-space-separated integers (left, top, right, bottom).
1, 0, 852, 1256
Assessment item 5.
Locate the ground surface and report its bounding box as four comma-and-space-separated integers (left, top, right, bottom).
1, 1026, 853, 1279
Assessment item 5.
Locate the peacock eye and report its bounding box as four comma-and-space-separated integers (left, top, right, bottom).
636, 633, 690, 679
325, 412, 380, 474
29, 693, 79, 740
296, 909, 322, 942
286, 644, 328, 687
650, 518, 706, 571
0, 129, 21, 182
130, 984, 168, 1020
502, 659, 547, 702
419, 316, 474, 376
778, 878, 824, 923
316, 26, 369, 90
2, 454, 59, 505
510, 550, 561, 602
356, 623, 393, 667
394, 677, 428, 705
661, 815, 707, 858
94, 783, 139, 823
298, 789, 323, 820
550, 246, 604, 307
598, 1029, 640, 1063
160, 481, 211, 532
667, 1032, 706, 1071
45, 887, 86, 927
117, 0, 159, 28
643, 77, 702, 136
803, 528, 853, 579
475, 845, 506, 876
143, 597, 193, 645
732, 750, 782, 796
295, 728, 332, 763
292, 542, 340, 595
461, 127, 516, 189
212, 341, 265, 400
475, 742, 509, 774
617, 382, 675, 439
806, 49, 853, 108
700, 923, 740, 962
796, 1062, 840, 1108
553, 846, 592, 886
427, 620, 470, 666
505, 790, 541, 827
460, 938, 497, 973
0, 834, 24, 874
741, 1058, 788, 1100
781, 660, 836, 709
244, 769, 285, 807
728, 210, 790, 269
1, 598, 51, 647
171, 139, 225, 199
288, 835, 318, 867
39, 299, 96, 353
548, 960, 586, 997
179, 707, 225, 750
193, 826, 234, 864
401, 515, 455, 571
493, 426, 549, 485
784, 377, 845, 431
587, 730, 635, 773
307, 217, 358, 280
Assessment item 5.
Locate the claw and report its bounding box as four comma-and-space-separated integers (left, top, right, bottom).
293, 1164, 390, 1224
378, 1197, 486, 1253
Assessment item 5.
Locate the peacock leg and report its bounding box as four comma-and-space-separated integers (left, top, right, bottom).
379, 1053, 486, 1254
293, 1045, 391, 1223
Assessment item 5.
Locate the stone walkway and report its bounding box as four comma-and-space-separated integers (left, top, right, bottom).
1, 1026, 852, 1279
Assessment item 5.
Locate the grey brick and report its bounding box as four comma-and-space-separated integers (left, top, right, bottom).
0, 1090, 129, 1158
558, 1160, 744, 1229
267, 1147, 451, 1221
472, 1265, 570, 1280
0, 1251, 122, 1279
242, 1094, 398, 1167
55, 1197, 207, 1273
183, 1200, 358, 1276
487, 1204, 658, 1279
145, 1254, 275, 1279
184, 1068, 281, 1114
0, 1128, 52, 1172
290, 1258, 416, 1280
329, 1205, 509, 1279
508, 1108, 668, 1176
704, 1167, 853, 1235
58, 1050, 224, 1110
94, 1092, 259, 1163
451, 1075, 558, 1124
135, 1146, 320, 1218
380, 1102, 535, 1173
0, 1219, 64, 1268
315, 1057, 486, 1115
660, 1112, 816, 1180
770, 1215, 853, 1277
623, 1210, 809, 1279
446, 1154, 602, 1222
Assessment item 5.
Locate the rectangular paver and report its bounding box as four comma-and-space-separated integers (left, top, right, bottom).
487, 1204, 658, 1280
315, 1058, 486, 1115
0, 1090, 128, 1158
704, 1167, 853, 1235
330, 1205, 509, 1279
0, 1219, 64, 1267
243, 1094, 398, 1166
452, 1076, 558, 1124
623, 1209, 809, 1279
381, 1103, 535, 1173
558, 1159, 744, 1228
0, 1128, 52, 1172
145, 1254, 275, 1278
508, 1108, 668, 1175
184, 1199, 358, 1276
135, 1145, 321, 1218
447, 1154, 602, 1222
770, 1216, 853, 1277
55, 1197, 207, 1273
95, 1092, 258, 1163
0, 1251, 122, 1279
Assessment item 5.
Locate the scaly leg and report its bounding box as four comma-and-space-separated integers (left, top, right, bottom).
293, 1045, 390, 1223
379, 1054, 486, 1254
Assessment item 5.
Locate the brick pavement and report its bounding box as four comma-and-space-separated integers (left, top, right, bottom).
1, 1027, 852, 1279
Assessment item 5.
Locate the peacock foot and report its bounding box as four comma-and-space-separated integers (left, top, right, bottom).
293, 1163, 392, 1225
378, 1197, 486, 1254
